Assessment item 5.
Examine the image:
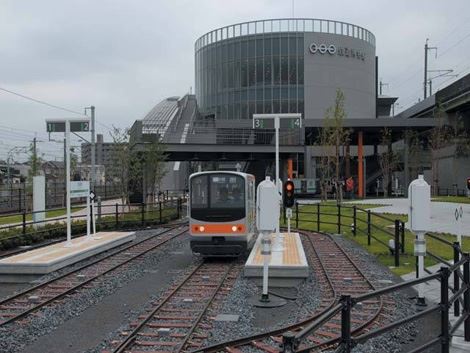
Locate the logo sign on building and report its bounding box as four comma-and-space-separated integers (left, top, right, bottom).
309, 43, 337, 55
70, 181, 90, 199
309, 43, 366, 61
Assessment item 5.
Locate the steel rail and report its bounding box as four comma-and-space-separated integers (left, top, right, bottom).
0, 224, 188, 327
285, 229, 386, 352
175, 263, 237, 352
112, 261, 236, 353
191, 230, 339, 353
194, 230, 385, 353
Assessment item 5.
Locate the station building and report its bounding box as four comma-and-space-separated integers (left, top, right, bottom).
130, 18, 469, 199
195, 18, 376, 125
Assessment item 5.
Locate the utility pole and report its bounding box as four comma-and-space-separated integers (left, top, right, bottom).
90, 106, 95, 189
424, 39, 437, 99
427, 70, 458, 96
32, 137, 37, 176
63, 137, 67, 207
85, 105, 96, 189
379, 80, 389, 95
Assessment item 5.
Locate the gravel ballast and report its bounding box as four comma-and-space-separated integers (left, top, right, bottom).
0, 227, 192, 353
1, 228, 439, 353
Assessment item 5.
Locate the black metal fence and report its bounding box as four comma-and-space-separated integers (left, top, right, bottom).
0, 198, 186, 250
287, 203, 405, 267
281, 202, 470, 353
432, 185, 469, 197
0, 182, 122, 214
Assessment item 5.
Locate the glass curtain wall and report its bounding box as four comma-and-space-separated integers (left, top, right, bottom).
195, 33, 305, 120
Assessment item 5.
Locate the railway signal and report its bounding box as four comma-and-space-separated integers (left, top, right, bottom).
283, 180, 295, 208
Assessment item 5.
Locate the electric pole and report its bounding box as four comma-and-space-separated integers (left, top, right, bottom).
91, 106, 95, 189
379, 80, 389, 95
427, 69, 458, 96
85, 105, 96, 189
424, 39, 437, 99
32, 137, 37, 176
64, 137, 67, 207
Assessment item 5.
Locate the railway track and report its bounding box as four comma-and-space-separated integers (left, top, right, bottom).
193, 231, 395, 353
107, 260, 241, 353
0, 224, 188, 327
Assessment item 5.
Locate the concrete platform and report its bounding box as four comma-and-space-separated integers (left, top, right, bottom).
244, 232, 309, 287
0, 231, 135, 283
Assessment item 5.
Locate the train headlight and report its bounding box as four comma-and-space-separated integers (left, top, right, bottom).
199, 226, 205, 232
232, 226, 237, 232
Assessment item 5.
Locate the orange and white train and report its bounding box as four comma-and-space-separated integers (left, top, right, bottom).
188, 171, 256, 256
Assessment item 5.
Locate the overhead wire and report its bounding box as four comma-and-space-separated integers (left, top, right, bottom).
389, 17, 470, 96
0, 87, 116, 136
0, 86, 86, 116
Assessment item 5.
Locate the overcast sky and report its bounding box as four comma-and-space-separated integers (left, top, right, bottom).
1, 0, 469, 161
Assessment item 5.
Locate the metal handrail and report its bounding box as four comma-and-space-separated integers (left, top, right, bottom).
195, 18, 376, 51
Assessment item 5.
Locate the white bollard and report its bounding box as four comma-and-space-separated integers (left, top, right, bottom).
409, 174, 430, 307
261, 231, 271, 302
256, 176, 279, 303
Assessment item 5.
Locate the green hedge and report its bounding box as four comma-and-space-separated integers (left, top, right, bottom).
0, 207, 179, 250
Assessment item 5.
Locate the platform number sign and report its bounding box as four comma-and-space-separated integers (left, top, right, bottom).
46, 121, 90, 133
254, 118, 270, 129
253, 116, 302, 129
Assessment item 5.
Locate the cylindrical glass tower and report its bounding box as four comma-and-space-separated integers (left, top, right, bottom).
195, 18, 376, 123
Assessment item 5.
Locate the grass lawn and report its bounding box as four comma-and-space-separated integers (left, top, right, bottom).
0, 207, 84, 226
432, 195, 470, 204
286, 203, 470, 276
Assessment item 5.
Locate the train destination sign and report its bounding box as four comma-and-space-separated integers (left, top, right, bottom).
253, 114, 302, 129
46, 120, 90, 133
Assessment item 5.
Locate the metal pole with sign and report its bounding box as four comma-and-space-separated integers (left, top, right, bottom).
46, 118, 90, 246
286, 208, 292, 234
253, 113, 302, 252
90, 190, 97, 236
65, 120, 72, 246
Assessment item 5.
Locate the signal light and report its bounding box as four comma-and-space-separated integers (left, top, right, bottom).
283, 180, 295, 208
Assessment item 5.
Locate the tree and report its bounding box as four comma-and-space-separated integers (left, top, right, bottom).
403, 129, 424, 182
109, 127, 167, 208
378, 128, 399, 197
455, 114, 470, 157
317, 125, 334, 202
70, 147, 79, 180
318, 89, 349, 202
142, 136, 167, 205
109, 127, 139, 206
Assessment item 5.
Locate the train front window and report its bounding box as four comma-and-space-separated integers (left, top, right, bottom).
190, 175, 208, 208
210, 175, 245, 209
190, 173, 246, 222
